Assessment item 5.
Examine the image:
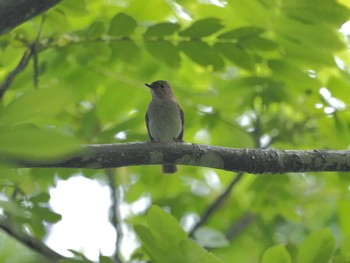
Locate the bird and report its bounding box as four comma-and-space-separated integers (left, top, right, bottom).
145, 80, 184, 174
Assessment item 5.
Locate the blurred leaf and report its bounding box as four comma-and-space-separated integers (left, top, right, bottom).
179, 18, 224, 38
135, 206, 221, 263
214, 42, 254, 71
218, 26, 265, 39
239, 36, 278, 51
108, 13, 137, 36
180, 239, 222, 263
296, 228, 335, 263
261, 245, 292, 263
1, 87, 72, 125
99, 255, 114, 263
143, 23, 180, 37
29, 192, 50, 203
32, 206, 62, 223
194, 227, 229, 248
338, 199, 350, 236
86, 21, 105, 39
110, 40, 141, 64
58, 0, 88, 16
145, 40, 180, 68
179, 41, 224, 70
0, 126, 80, 161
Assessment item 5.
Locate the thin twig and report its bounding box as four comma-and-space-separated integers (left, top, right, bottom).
0, 218, 66, 261
225, 213, 257, 240
106, 169, 123, 263
0, 50, 33, 99
189, 172, 244, 237
32, 15, 46, 88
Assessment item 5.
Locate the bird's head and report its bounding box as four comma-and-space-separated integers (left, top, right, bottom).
145, 80, 174, 99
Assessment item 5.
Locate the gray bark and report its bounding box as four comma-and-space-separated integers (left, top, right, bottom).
4, 142, 350, 174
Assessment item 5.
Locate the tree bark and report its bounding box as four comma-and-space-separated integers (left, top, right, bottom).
3, 142, 350, 174
0, 0, 61, 35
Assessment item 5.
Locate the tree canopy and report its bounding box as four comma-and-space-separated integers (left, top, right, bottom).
0, 0, 350, 262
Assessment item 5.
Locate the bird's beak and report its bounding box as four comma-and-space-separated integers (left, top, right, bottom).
145, 83, 152, 89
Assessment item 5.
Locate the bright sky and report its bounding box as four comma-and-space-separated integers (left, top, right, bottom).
46, 175, 116, 260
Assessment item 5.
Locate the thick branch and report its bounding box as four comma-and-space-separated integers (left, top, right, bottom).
0, 0, 61, 35
3, 142, 350, 173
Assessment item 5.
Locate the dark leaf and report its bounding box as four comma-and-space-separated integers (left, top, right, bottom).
218, 26, 265, 39
108, 13, 137, 36
143, 23, 180, 37
145, 40, 180, 68
179, 18, 223, 38
179, 41, 224, 70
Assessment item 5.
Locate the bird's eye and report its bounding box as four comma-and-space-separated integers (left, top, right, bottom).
160, 83, 165, 88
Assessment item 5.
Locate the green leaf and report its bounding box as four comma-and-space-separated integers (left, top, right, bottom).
59, 0, 88, 16
108, 13, 137, 36
338, 199, 350, 236
214, 42, 254, 71
29, 192, 50, 203
262, 245, 292, 263
86, 21, 105, 39
218, 26, 265, 39
110, 40, 141, 64
0, 126, 81, 161
179, 18, 223, 38
1, 87, 72, 125
239, 36, 278, 51
32, 206, 62, 223
99, 255, 114, 263
179, 41, 224, 70
296, 229, 335, 263
194, 227, 229, 248
145, 40, 180, 68
143, 23, 180, 37
180, 239, 222, 263
135, 206, 222, 263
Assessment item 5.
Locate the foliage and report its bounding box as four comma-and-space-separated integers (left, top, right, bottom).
0, 0, 350, 262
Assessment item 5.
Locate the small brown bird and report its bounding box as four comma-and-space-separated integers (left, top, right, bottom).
145, 80, 184, 174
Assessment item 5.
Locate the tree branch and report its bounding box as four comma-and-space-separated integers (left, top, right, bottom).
189, 172, 244, 237
2, 142, 350, 173
0, 217, 66, 261
106, 169, 123, 263
0, 0, 61, 35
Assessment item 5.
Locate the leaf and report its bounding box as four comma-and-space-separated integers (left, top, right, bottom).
239, 36, 278, 51
145, 40, 180, 68
261, 245, 292, 263
135, 206, 222, 263
1, 87, 72, 125
179, 41, 224, 70
29, 192, 51, 203
214, 42, 254, 71
296, 229, 335, 263
86, 21, 105, 39
59, 0, 88, 16
32, 206, 62, 223
218, 26, 265, 39
193, 227, 229, 248
143, 23, 180, 37
180, 239, 222, 263
337, 199, 350, 236
110, 40, 141, 64
0, 126, 81, 161
179, 18, 223, 38
108, 13, 137, 36
99, 255, 114, 263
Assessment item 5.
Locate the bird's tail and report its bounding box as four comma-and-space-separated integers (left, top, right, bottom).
162, 164, 177, 174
